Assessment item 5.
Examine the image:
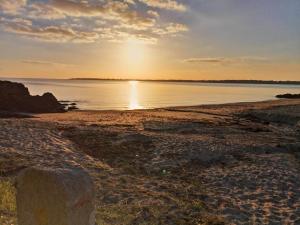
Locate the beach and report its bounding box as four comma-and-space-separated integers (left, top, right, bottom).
1, 99, 300, 224
1, 0, 299, 223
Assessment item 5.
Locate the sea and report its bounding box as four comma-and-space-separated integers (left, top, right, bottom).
3, 78, 300, 110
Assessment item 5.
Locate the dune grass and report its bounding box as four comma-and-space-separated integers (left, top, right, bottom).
0, 179, 17, 225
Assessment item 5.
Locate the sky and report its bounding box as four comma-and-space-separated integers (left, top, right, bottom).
0, 0, 299, 80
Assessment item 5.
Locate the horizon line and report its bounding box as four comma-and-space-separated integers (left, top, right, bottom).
1, 77, 300, 84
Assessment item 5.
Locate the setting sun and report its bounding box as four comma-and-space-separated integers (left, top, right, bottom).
120, 39, 150, 75
125, 40, 146, 62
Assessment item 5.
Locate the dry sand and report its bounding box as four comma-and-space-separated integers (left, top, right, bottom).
1, 99, 300, 224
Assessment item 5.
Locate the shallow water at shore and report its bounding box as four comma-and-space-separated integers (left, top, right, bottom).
3, 78, 300, 110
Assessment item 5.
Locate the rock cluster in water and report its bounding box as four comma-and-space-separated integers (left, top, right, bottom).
0, 80, 65, 113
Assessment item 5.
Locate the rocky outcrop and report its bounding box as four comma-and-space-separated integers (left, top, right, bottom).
0, 80, 65, 113
276, 93, 300, 99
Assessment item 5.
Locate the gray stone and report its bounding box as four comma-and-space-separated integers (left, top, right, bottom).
16, 167, 95, 225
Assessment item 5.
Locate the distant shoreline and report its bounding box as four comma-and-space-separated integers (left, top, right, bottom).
2, 77, 300, 85
70, 78, 300, 85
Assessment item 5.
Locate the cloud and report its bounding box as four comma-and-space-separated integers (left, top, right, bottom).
184, 58, 228, 63
138, 0, 186, 12
0, 18, 99, 43
49, 0, 125, 18
27, 0, 155, 29
148, 10, 160, 18
153, 23, 188, 35
21, 60, 74, 67
0, 0, 188, 44
183, 57, 269, 64
26, 3, 65, 19
0, 0, 26, 14
94, 21, 188, 44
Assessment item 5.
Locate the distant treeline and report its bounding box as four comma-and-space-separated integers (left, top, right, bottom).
71, 78, 300, 85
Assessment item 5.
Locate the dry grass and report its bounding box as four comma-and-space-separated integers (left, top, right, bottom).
0, 179, 17, 225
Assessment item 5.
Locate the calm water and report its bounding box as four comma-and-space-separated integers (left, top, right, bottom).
3, 78, 300, 110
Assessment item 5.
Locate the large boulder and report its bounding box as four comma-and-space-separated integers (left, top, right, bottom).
16, 167, 96, 225
0, 80, 65, 113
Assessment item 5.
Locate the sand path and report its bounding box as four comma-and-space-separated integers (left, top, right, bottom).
0, 119, 104, 173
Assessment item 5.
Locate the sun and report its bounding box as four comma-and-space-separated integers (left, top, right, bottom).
121, 39, 148, 75
125, 39, 145, 62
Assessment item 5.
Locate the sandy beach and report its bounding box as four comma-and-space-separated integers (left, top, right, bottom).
1, 99, 300, 225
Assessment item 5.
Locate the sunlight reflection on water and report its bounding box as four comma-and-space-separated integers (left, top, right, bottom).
4, 78, 300, 110
129, 81, 143, 110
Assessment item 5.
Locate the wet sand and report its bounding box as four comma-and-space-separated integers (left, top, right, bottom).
1, 99, 300, 224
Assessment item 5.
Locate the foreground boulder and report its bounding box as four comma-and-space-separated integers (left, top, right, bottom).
0, 80, 65, 113
16, 167, 95, 225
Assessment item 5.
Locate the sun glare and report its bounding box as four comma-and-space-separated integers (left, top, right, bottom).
121, 39, 148, 75
126, 40, 145, 61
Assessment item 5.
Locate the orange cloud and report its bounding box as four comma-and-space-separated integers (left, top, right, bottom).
183, 57, 269, 65
138, 0, 186, 12
0, 0, 26, 14
0, 18, 99, 43
0, 0, 188, 44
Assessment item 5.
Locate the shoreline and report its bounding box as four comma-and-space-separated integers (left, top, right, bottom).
3, 77, 300, 85
47, 98, 300, 113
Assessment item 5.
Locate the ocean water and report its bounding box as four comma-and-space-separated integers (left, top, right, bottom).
3, 78, 300, 110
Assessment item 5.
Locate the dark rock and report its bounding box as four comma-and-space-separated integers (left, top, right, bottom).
0, 80, 65, 113
276, 93, 300, 99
